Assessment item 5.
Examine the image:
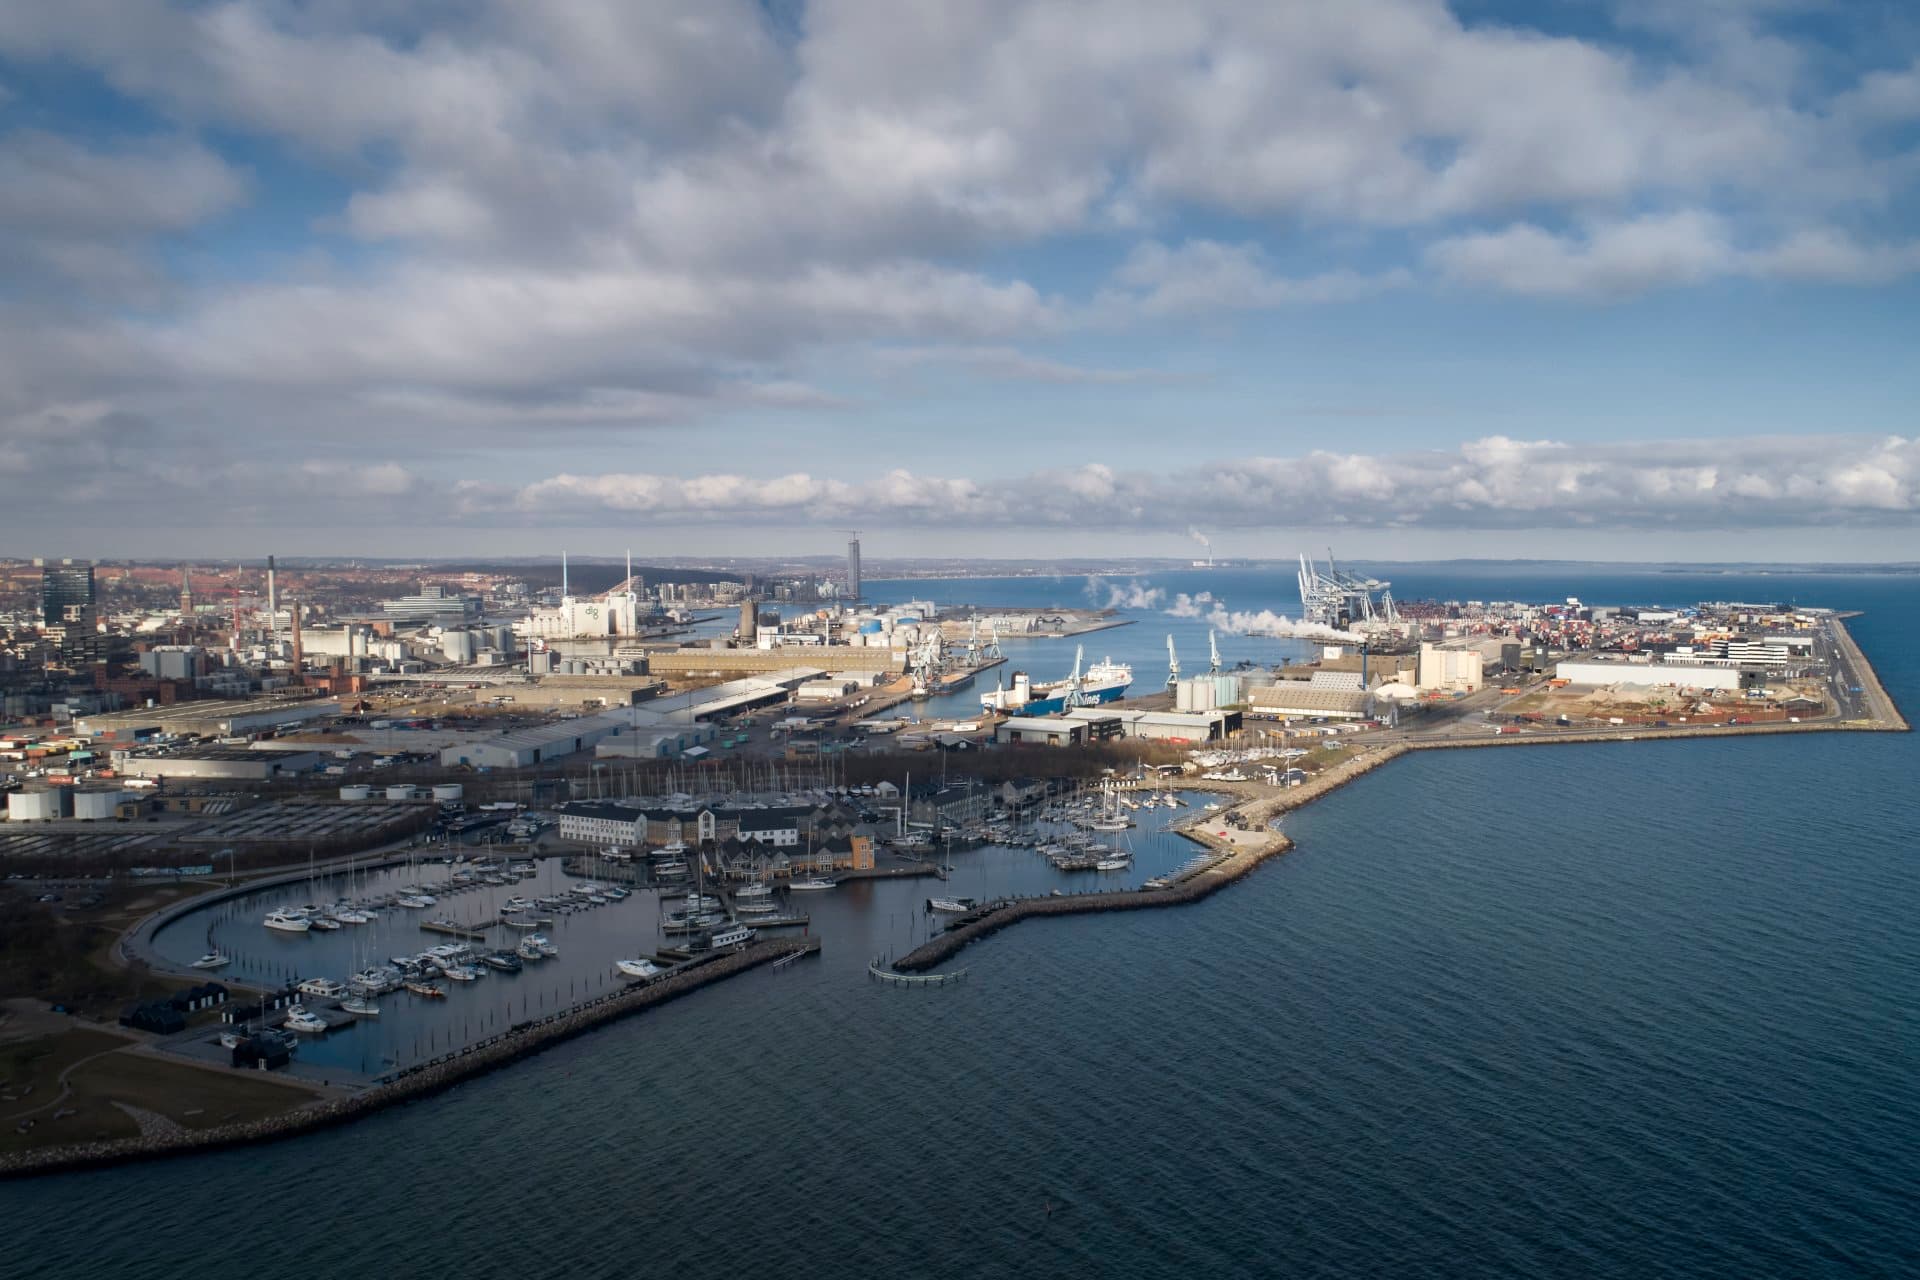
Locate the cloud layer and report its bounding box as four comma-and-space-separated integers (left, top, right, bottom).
7, 430, 1909, 535
1, 2, 1918, 546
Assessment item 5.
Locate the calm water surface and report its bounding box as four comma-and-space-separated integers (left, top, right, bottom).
8, 568, 1917, 1280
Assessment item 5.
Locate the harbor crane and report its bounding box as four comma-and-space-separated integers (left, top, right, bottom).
1208, 628, 1221, 674
1059, 644, 1090, 709
981, 615, 1002, 661
1166, 634, 1180, 691
1298, 549, 1397, 629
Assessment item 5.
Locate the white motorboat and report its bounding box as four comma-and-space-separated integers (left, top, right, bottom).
442, 963, 484, 982
1087, 817, 1131, 832
502, 897, 533, 913
652, 860, 688, 876
788, 877, 837, 891
308, 915, 343, 931
708, 925, 756, 948
191, 951, 232, 969
928, 897, 976, 914
1095, 856, 1131, 871
263, 909, 311, 933
282, 1006, 329, 1035
616, 958, 662, 979
516, 936, 547, 962
341, 996, 381, 1017
736, 898, 777, 915
333, 908, 372, 925
735, 881, 773, 900
297, 977, 348, 999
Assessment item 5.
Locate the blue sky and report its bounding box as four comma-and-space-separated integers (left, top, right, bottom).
1, 0, 1917, 561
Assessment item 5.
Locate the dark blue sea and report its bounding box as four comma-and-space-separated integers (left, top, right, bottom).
9, 565, 1917, 1280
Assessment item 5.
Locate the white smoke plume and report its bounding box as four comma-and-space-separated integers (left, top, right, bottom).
1188, 526, 1211, 551
1087, 576, 1165, 610
1166, 593, 1364, 643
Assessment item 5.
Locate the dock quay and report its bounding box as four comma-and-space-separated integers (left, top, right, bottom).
420, 918, 494, 940
0, 936, 823, 1180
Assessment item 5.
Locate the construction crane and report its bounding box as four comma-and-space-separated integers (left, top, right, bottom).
1166, 634, 1180, 691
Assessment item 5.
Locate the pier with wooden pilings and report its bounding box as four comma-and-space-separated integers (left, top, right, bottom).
419, 918, 494, 940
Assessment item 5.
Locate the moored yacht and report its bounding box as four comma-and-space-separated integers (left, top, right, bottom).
282, 1006, 330, 1034
191, 951, 232, 969
616, 958, 662, 979
263, 909, 311, 933
788, 876, 837, 891
297, 977, 348, 999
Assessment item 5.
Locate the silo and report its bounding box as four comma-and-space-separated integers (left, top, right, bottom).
339, 784, 373, 801
386, 784, 419, 801
431, 783, 465, 803
71, 789, 126, 821
5, 788, 69, 821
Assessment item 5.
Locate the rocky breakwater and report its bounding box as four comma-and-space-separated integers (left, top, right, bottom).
0, 937, 819, 1180
892, 831, 1295, 974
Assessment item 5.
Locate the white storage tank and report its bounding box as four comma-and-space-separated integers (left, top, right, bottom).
339, 784, 373, 801
386, 784, 419, 801
71, 789, 126, 821
431, 783, 464, 803
7, 788, 70, 821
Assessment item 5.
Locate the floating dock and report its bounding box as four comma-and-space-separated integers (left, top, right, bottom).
419, 919, 493, 940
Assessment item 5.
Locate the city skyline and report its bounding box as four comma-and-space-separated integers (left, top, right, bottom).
2, 2, 1918, 559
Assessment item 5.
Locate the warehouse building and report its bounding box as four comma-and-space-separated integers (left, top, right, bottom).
995, 716, 1089, 746
1553, 660, 1742, 691
439, 719, 624, 770
1246, 685, 1373, 721
115, 747, 324, 780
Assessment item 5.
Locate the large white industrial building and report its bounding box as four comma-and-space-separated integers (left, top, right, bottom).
1417, 642, 1485, 693
1553, 660, 1742, 691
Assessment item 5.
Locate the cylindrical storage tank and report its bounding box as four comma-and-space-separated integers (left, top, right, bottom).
339, 784, 372, 801
5, 788, 68, 821
1213, 674, 1243, 705
858, 619, 884, 634
72, 789, 125, 821
386, 784, 418, 801
431, 783, 464, 803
